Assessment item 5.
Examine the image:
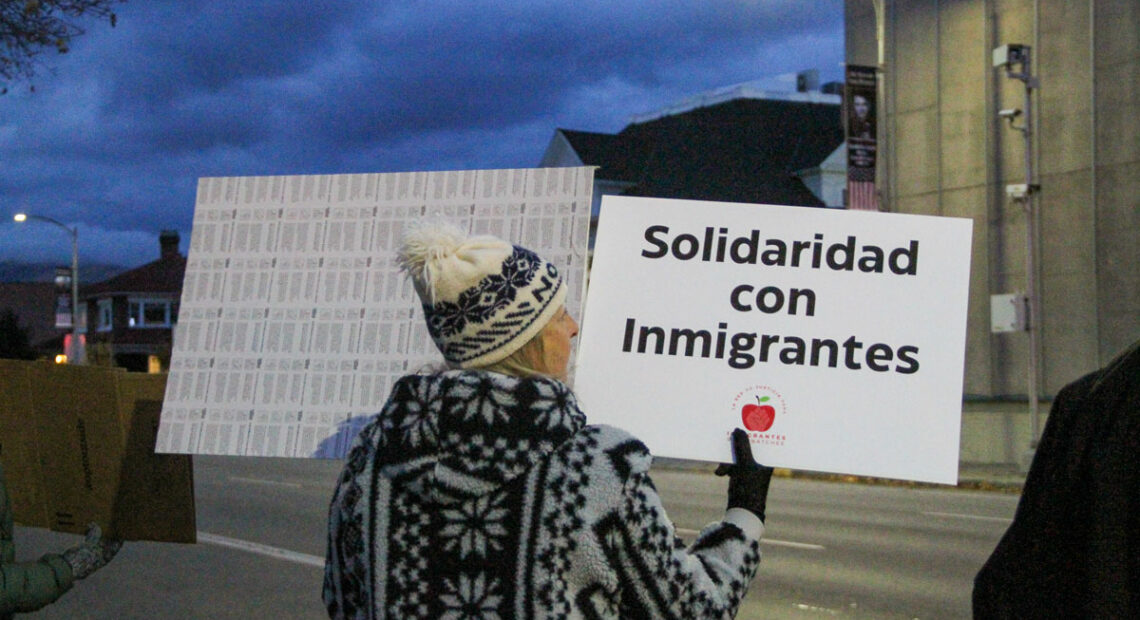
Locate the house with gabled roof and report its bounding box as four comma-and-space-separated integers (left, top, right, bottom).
79, 230, 186, 372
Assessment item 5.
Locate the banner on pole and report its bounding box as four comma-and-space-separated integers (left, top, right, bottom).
845, 64, 879, 211
53, 267, 72, 329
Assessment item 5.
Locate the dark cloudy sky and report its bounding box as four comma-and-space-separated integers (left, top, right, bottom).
0, 1, 844, 270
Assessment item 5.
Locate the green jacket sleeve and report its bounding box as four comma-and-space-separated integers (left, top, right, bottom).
0, 461, 74, 615
0, 553, 74, 615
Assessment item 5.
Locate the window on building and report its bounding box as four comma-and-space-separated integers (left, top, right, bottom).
97, 299, 113, 332
128, 298, 176, 328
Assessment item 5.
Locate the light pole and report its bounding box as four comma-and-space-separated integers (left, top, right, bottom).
13, 213, 80, 364
993, 44, 1041, 460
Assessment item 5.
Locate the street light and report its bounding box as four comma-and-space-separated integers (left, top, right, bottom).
13, 213, 80, 364
993, 44, 1041, 464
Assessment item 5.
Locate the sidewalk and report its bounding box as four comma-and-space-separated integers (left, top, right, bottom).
956, 463, 1026, 492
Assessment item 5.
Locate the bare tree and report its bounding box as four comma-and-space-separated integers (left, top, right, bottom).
0, 308, 36, 359
1, 0, 124, 93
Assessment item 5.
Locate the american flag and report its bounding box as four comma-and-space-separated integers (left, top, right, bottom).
846, 164, 878, 210
847, 180, 878, 211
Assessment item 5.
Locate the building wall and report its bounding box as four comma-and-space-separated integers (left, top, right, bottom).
80, 293, 177, 371
846, 0, 1140, 402
1093, 0, 1140, 366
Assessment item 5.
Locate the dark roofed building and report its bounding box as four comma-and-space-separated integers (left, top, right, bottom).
540, 80, 847, 230
81, 230, 186, 372
551, 129, 653, 190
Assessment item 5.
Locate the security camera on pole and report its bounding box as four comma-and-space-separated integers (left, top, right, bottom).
992, 43, 1041, 469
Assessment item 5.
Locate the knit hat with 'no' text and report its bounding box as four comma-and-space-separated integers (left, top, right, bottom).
397, 222, 566, 368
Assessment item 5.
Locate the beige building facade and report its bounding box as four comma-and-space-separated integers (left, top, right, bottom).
846, 1, 1138, 400
847, 1, 1138, 466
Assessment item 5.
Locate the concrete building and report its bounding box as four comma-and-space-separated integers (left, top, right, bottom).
846, 1, 1139, 464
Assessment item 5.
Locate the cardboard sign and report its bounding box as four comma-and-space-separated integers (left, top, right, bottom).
0, 360, 49, 527
574, 196, 973, 484
29, 363, 125, 534
0, 361, 195, 543
110, 373, 197, 543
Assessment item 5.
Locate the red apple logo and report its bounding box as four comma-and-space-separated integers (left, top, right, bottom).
742, 396, 776, 432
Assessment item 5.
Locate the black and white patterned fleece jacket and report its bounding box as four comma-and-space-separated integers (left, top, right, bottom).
323, 370, 763, 619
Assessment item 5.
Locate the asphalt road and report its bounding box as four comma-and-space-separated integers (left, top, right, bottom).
17, 456, 1019, 619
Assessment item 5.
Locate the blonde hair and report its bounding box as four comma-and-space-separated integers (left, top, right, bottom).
478, 332, 550, 379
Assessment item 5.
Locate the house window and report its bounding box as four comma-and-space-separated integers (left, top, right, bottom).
128, 298, 175, 328
97, 299, 113, 332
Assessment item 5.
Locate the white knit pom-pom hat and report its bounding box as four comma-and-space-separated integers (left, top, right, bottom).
397, 221, 566, 368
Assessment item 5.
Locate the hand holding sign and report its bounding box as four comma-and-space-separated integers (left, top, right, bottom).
715, 428, 774, 522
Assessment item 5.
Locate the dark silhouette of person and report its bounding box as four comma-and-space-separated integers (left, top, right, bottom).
974, 339, 1140, 618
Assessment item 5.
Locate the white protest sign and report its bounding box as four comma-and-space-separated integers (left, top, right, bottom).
157, 167, 593, 459
573, 196, 973, 484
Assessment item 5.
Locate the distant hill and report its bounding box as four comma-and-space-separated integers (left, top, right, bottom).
0, 261, 128, 284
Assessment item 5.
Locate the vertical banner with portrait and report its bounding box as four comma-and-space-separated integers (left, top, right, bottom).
845, 65, 878, 211
53, 267, 72, 329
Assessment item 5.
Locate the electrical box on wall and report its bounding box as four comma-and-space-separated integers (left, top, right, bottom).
990, 293, 1027, 333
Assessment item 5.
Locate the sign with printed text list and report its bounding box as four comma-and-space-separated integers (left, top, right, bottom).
573, 196, 973, 484
156, 167, 593, 459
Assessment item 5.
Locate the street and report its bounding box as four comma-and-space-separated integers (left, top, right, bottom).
19, 456, 1018, 619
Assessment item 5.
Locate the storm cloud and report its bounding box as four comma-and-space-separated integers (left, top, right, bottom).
0, 0, 843, 269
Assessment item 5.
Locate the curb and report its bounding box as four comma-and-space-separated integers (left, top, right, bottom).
774, 470, 1024, 494
651, 457, 1024, 493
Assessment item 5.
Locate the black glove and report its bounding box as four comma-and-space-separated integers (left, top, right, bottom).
62, 523, 122, 580
714, 428, 774, 522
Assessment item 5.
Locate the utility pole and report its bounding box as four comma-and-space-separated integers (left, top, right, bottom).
14, 213, 81, 363
993, 44, 1041, 462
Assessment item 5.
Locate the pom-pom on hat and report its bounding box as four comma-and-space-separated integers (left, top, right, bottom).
397, 222, 566, 368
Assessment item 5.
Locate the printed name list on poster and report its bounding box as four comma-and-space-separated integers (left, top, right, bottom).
156, 167, 594, 459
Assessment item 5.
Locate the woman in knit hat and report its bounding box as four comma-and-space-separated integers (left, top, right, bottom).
324, 223, 772, 619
